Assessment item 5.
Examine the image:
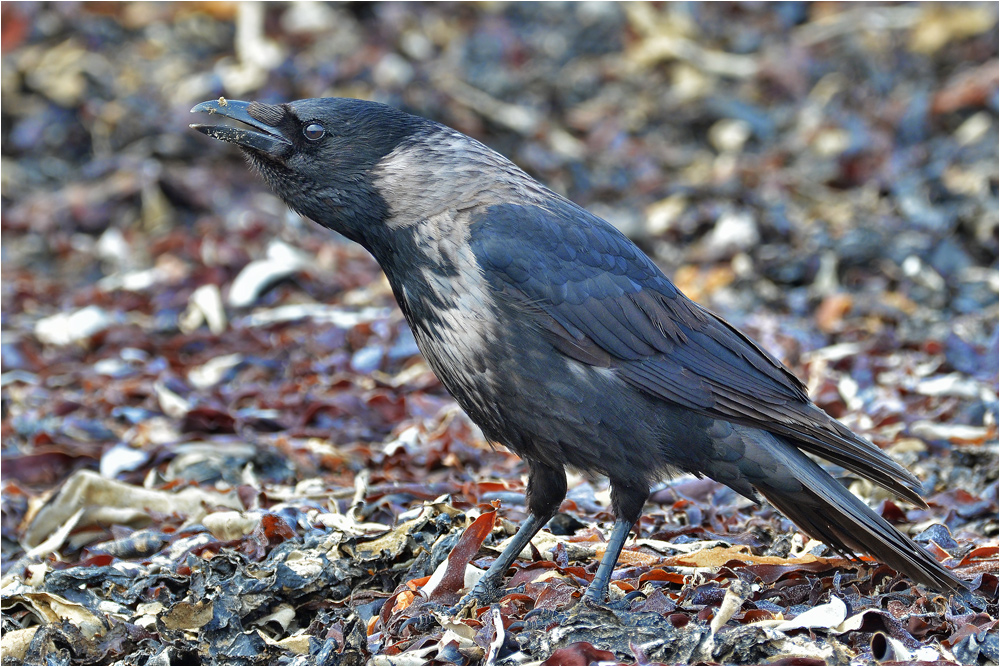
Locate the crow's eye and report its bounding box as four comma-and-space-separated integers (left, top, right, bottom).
303, 123, 326, 141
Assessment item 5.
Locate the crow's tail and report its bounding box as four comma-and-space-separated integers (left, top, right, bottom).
730, 427, 967, 593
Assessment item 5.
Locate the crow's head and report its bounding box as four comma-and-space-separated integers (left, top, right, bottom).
191, 97, 429, 243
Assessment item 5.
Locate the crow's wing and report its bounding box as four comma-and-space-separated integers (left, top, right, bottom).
469, 201, 925, 505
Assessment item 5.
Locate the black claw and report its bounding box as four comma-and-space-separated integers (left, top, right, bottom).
391, 599, 457, 636
581, 590, 641, 611
522, 607, 546, 622
399, 612, 439, 634
623, 589, 648, 603
448, 581, 527, 617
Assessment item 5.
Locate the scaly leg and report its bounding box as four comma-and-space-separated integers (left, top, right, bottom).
451, 460, 566, 612
582, 478, 648, 605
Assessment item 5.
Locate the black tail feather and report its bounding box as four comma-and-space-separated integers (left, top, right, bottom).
740, 430, 967, 593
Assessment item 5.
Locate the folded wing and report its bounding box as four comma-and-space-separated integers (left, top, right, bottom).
469, 201, 925, 506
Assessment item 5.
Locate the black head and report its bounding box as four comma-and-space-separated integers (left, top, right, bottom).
190, 97, 430, 243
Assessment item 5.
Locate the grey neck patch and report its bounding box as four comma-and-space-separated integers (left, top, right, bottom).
372, 127, 554, 228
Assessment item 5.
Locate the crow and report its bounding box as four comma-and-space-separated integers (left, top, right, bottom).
191, 97, 966, 604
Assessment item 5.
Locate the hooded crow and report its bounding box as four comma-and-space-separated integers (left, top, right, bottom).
191, 97, 965, 604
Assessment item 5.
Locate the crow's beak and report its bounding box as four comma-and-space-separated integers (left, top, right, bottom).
190, 99, 292, 155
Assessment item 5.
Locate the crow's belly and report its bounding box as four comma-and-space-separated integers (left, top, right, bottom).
410, 311, 723, 485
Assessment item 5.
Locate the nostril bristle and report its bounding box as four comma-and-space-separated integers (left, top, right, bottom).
248, 101, 286, 126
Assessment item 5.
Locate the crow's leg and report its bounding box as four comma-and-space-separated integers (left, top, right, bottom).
582, 479, 647, 605
451, 460, 566, 612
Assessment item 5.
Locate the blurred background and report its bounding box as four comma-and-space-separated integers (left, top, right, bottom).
3, 2, 997, 327
1, 3, 998, 663
3, 0, 998, 506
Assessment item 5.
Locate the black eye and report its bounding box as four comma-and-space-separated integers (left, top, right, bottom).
303, 123, 325, 141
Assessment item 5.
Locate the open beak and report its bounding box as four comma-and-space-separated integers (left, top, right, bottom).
190, 99, 292, 155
